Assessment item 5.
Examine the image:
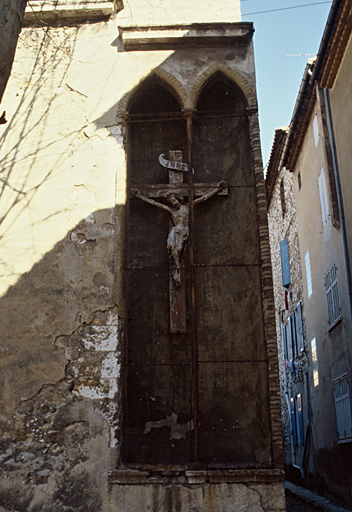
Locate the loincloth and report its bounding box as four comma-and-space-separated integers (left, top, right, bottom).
167, 226, 189, 252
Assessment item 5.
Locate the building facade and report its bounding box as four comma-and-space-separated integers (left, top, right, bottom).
0, 1, 285, 510
266, 0, 352, 505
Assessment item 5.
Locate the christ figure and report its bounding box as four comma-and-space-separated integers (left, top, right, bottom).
132, 180, 227, 286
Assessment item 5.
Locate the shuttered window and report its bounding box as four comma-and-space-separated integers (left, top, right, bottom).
282, 309, 302, 361
291, 310, 298, 358
313, 114, 320, 147
280, 239, 291, 288
318, 167, 329, 227
295, 301, 305, 352
287, 316, 293, 361
311, 337, 319, 387
305, 251, 312, 297
325, 264, 341, 328
333, 374, 352, 441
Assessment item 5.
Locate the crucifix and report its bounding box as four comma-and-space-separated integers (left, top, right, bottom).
131, 150, 228, 334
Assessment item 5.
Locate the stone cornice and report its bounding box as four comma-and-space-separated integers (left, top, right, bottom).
118, 22, 254, 51
108, 468, 284, 485
24, 0, 122, 25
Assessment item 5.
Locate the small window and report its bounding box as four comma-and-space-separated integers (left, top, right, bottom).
298, 172, 302, 190
280, 239, 291, 288
305, 251, 312, 297
333, 373, 352, 441
318, 167, 329, 227
313, 114, 320, 147
311, 337, 319, 387
325, 264, 341, 328
280, 179, 286, 217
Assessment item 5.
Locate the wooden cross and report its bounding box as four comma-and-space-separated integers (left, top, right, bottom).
131, 150, 228, 334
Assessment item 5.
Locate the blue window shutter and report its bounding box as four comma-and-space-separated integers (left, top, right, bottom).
280, 239, 291, 288
281, 322, 288, 360
287, 317, 293, 361
296, 301, 305, 352
291, 398, 298, 446
291, 311, 297, 358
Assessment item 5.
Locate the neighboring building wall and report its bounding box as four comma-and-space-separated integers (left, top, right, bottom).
290, 94, 352, 504
267, 1, 352, 506
329, 33, 352, 299
267, 150, 309, 476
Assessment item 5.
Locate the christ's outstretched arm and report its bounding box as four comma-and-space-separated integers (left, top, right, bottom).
194, 180, 228, 205
131, 188, 171, 213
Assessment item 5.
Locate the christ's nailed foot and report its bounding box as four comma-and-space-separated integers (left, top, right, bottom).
173, 268, 182, 287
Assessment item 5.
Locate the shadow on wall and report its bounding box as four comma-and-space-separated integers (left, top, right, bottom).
0, 24, 108, 299
0, 25, 81, 237
0, 205, 124, 512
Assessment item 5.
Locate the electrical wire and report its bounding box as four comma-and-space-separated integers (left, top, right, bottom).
242, 1, 332, 17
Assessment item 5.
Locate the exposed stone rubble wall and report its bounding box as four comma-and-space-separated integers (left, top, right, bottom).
267, 166, 308, 468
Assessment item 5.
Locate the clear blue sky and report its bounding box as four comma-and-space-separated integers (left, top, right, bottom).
241, 0, 333, 168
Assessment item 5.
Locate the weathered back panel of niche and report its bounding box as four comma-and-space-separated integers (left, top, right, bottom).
193, 75, 270, 466
124, 81, 191, 465
123, 75, 271, 468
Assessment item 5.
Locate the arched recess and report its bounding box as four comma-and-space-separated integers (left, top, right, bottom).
122, 75, 190, 467
122, 70, 271, 470
189, 71, 271, 466
192, 71, 253, 186
117, 69, 189, 119
189, 64, 256, 110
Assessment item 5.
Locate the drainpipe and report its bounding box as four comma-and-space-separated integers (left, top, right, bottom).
323, 88, 352, 329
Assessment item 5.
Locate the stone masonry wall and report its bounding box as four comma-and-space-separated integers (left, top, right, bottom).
267, 166, 309, 469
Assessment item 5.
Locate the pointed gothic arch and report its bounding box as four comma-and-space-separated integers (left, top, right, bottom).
190, 64, 256, 110
117, 69, 189, 119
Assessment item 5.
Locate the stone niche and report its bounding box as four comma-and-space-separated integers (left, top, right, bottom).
123, 74, 270, 468
110, 23, 285, 512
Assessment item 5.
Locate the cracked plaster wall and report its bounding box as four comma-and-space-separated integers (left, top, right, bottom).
0, 2, 284, 510
0, 20, 126, 510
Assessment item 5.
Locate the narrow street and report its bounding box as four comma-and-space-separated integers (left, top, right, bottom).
286, 490, 324, 512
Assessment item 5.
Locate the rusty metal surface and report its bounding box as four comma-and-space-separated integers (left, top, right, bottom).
123, 75, 271, 469
185, 113, 201, 467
